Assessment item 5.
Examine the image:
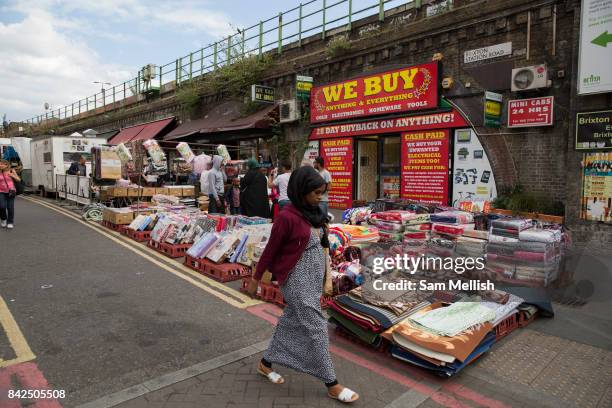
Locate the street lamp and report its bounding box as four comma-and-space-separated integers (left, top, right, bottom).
93, 81, 112, 107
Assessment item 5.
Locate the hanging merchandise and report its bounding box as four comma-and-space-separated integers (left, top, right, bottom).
217, 144, 231, 163
115, 143, 133, 163
177, 142, 196, 163
193, 154, 212, 174
143, 139, 166, 164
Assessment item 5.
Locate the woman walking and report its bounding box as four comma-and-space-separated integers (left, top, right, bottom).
247, 166, 359, 403
240, 159, 271, 218
0, 159, 21, 229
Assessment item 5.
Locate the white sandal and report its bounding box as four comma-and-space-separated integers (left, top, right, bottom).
257, 364, 285, 384
328, 387, 359, 403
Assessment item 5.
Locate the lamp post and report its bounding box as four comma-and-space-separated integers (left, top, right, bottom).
93, 81, 112, 109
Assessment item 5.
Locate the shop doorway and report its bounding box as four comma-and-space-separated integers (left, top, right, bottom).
356, 139, 378, 202
380, 136, 401, 199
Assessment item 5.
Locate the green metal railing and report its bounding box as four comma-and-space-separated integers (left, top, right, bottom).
24, 0, 414, 126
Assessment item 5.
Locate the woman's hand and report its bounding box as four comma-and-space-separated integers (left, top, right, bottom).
247, 278, 259, 298
9, 169, 20, 181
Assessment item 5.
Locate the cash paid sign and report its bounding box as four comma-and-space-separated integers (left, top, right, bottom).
310, 62, 439, 123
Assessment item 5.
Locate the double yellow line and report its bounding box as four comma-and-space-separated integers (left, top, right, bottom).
20, 196, 260, 309
0, 296, 36, 368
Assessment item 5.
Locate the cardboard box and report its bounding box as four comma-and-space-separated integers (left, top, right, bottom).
109, 187, 128, 197
165, 186, 183, 197
127, 187, 143, 197
103, 208, 134, 225
182, 186, 195, 197
142, 187, 156, 196
155, 187, 168, 195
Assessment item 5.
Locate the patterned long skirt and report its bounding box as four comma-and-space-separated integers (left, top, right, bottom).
263, 230, 336, 383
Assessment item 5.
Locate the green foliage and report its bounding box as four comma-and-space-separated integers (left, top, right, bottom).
202, 55, 274, 97
492, 185, 565, 216
326, 36, 352, 58
269, 118, 290, 161
175, 82, 201, 114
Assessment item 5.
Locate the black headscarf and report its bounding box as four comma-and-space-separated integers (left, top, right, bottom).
287, 166, 330, 248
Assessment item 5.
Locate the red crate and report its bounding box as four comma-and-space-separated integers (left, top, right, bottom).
124, 228, 152, 242
494, 312, 519, 341
101, 220, 127, 233
147, 240, 191, 258
239, 277, 329, 309
518, 309, 537, 327
184, 255, 251, 282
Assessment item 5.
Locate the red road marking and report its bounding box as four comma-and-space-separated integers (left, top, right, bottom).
246, 302, 511, 408
0, 362, 63, 407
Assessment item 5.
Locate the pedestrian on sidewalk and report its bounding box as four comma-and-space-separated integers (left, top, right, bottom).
248, 166, 359, 404
270, 159, 292, 211
0, 159, 21, 229
313, 157, 332, 218
207, 155, 227, 214
240, 159, 271, 218
225, 177, 242, 215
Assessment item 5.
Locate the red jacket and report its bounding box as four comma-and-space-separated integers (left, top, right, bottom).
254, 203, 312, 285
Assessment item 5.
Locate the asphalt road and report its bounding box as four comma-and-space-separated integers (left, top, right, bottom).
0, 197, 272, 407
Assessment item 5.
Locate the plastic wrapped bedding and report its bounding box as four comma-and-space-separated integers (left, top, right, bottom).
488, 234, 520, 244
375, 220, 405, 232
518, 229, 561, 243
430, 211, 474, 225
490, 218, 532, 232
379, 231, 405, 242
432, 223, 474, 237
490, 228, 520, 239
517, 241, 556, 253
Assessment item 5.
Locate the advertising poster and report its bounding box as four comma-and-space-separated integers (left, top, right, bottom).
576, 110, 612, 150
401, 130, 449, 204
484, 91, 502, 128
582, 152, 612, 224
508, 97, 554, 128
578, 0, 612, 94
383, 176, 400, 198
302, 140, 319, 163
320, 138, 353, 209
452, 129, 497, 211
310, 62, 439, 123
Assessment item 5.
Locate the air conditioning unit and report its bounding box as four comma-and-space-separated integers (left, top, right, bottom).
511, 64, 550, 92
279, 99, 300, 123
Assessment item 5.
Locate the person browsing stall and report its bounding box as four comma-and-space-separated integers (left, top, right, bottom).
207, 155, 226, 214
313, 157, 332, 216
269, 159, 292, 211
247, 166, 359, 404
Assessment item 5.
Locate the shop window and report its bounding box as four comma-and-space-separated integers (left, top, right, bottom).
381, 136, 401, 198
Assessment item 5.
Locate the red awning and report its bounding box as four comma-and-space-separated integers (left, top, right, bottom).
108, 117, 176, 145
164, 101, 277, 141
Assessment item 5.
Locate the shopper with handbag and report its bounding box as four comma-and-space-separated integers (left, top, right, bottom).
0, 159, 21, 229
247, 166, 359, 404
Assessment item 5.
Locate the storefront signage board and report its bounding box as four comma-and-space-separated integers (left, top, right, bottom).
296, 75, 314, 100
310, 109, 467, 140
507, 96, 554, 128
484, 91, 503, 128
400, 130, 450, 204
310, 62, 439, 123
578, 0, 612, 94
581, 152, 612, 223
251, 85, 275, 103
320, 138, 354, 209
576, 110, 612, 150
464, 42, 512, 63
303, 140, 320, 162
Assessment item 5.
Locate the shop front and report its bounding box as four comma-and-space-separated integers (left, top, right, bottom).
309, 62, 497, 209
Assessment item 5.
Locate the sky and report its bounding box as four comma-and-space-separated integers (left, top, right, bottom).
0, 0, 405, 124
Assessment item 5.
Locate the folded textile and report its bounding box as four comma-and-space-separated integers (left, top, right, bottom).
328, 309, 380, 345
390, 331, 495, 376
432, 223, 475, 237
404, 231, 429, 240
430, 211, 474, 224
518, 228, 561, 243
409, 302, 496, 337
514, 250, 553, 263
337, 294, 429, 329
491, 218, 532, 231
491, 228, 520, 239
376, 220, 405, 232
392, 304, 493, 362
488, 234, 520, 244
327, 300, 382, 332
348, 275, 432, 316
517, 241, 555, 253
379, 231, 404, 241
487, 242, 518, 256
405, 223, 432, 232
469, 294, 523, 326
462, 229, 489, 240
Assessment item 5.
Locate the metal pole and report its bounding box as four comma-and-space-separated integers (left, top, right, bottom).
298, 3, 303, 46
227, 35, 231, 64
201, 48, 204, 74
259, 21, 263, 57
241, 30, 245, 58
175, 59, 179, 84
86, 96, 89, 112
379, 0, 384, 22
348, 0, 352, 30
322, 0, 327, 40
278, 13, 283, 54
189, 52, 193, 80
159, 66, 162, 90
113, 86, 116, 105
214, 42, 218, 68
